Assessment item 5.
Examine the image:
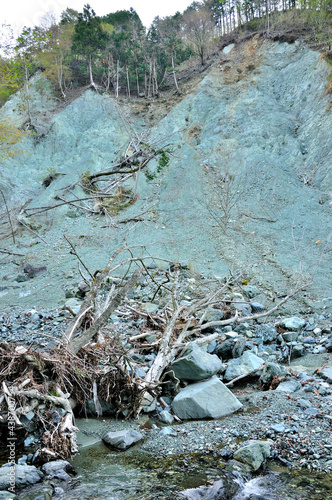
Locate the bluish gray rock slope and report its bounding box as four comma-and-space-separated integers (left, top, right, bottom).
0, 37, 331, 310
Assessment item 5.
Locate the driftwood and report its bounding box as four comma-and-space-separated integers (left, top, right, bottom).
67, 268, 141, 354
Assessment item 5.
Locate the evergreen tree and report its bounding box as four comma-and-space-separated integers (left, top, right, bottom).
72, 4, 109, 88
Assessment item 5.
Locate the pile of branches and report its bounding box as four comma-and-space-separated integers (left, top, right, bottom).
0, 244, 308, 462
0, 335, 143, 463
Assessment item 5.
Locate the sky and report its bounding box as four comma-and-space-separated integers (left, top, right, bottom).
1, 0, 196, 34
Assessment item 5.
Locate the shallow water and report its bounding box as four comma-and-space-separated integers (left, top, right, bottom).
67, 441, 332, 500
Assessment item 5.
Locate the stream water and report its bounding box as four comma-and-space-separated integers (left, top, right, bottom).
65, 441, 332, 500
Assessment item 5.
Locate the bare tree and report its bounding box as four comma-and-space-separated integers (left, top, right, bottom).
182, 7, 215, 65
204, 149, 247, 234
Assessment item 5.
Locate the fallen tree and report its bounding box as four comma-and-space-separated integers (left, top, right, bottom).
0, 249, 310, 461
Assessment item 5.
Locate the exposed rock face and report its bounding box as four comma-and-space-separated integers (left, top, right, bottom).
170, 342, 223, 380
0, 38, 331, 310
171, 375, 242, 419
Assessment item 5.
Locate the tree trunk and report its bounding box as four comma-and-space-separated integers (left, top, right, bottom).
116, 60, 119, 98
136, 67, 140, 96
126, 66, 131, 98
171, 51, 180, 94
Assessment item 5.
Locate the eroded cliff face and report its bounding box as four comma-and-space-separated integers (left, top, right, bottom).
0, 37, 331, 310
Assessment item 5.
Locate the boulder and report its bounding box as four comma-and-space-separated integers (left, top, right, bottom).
171, 375, 242, 419
278, 317, 305, 331
42, 460, 74, 481
233, 440, 272, 471
102, 429, 143, 450
224, 351, 264, 382
0, 464, 43, 491
170, 343, 223, 381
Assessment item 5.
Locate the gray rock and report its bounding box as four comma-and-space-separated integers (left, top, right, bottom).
159, 427, 176, 436
0, 492, 17, 500
207, 339, 218, 353
215, 338, 236, 360
318, 367, 332, 384
170, 343, 223, 381
233, 440, 272, 471
278, 317, 306, 331
250, 302, 266, 313
243, 285, 260, 299
312, 345, 326, 354
64, 298, 82, 315
281, 331, 299, 342
102, 429, 143, 450
159, 410, 174, 425
255, 324, 278, 343
171, 375, 242, 419
297, 398, 312, 408
203, 309, 223, 323
232, 337, 246, 358
0, 464, 43, 490
259, 362, 288, 386
23, 263, 47, 278
224, 351, 264, 381
275, 378, 301, 393
270, 423, 286, 433
42, 460, 74, 481
233, 300, 251, 317
178, 479, 227, 499
291, 343, 305, 358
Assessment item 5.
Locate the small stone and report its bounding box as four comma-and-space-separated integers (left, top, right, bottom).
159, 410, 174, 425
282, 331, 299, 342
276, 379, 301, 393
23, 263, 47, 278
243, 285, 260, 298
250, 302, 266, 313
313, 345, 326, 354
270, 423, 286, 433
255, 324, 278, 343
204, 309, 223, 323
159, 427, 176, 436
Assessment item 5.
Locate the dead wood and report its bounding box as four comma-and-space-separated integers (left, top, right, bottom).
67, 268, 141, 354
